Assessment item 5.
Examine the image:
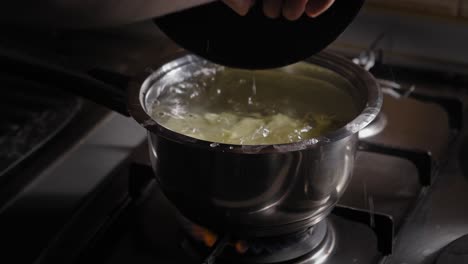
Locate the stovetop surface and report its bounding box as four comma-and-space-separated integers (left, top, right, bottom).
75, 181, 382, 264
0, 22, 467, 264
69, 71, 466, 264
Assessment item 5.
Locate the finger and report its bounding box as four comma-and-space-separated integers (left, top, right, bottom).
305, 0, 335, 17
223, 0, 254, 16
263, 0, 283, 19
282, 0, 308, 21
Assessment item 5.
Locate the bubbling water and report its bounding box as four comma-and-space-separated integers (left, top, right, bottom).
149, 62, 359, 145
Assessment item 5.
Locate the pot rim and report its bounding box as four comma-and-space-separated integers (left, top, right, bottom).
128, 52, 382, 154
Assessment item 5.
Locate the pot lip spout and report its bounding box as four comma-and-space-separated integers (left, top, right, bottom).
129, 52, 382, 154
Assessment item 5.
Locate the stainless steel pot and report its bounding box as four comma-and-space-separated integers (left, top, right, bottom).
128, 52, 382, 237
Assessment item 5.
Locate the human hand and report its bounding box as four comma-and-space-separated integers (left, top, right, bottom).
222, 0, 336, 20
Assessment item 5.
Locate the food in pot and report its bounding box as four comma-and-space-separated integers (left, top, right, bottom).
149, 63, 359, 145
160, 111, 337, 145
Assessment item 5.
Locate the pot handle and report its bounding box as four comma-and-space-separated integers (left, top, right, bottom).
0, 48, 130, 116
358, 141, 433, 186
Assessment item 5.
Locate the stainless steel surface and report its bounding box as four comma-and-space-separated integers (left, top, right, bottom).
359, 113, 388, 139
279, 221, 336, 264
340, 88, 453, 231
330, 6, 468, 74
0, 0, 215, 28
362, 93, 451, 159
126, 52, 382, 236
383, 99, 468, 264
435, 234, 468, 264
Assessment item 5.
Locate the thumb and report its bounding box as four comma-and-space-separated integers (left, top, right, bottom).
222, 0, 255, 16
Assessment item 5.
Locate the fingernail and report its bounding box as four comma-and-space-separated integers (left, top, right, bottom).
306, 12, 318, 18
305, 0, 334, 18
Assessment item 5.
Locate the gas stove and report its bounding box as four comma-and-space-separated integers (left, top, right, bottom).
0, 23, 467, 264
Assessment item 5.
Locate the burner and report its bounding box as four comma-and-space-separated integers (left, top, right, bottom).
436, 235, 468, 264
359, 113, 387, 139
180, 217, 336, 264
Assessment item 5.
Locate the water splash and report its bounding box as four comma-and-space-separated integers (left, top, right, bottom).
363, 180, 375, 228
368, 195, 375, 228
252, 74, 257, 95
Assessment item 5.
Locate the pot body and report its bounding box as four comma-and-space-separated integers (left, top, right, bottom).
148, 132, 357, 236
130, 52, 381, 237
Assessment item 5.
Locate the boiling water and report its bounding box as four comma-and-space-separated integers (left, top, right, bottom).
149, 62, 359, 145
